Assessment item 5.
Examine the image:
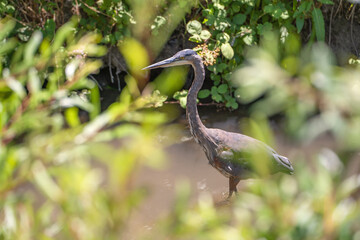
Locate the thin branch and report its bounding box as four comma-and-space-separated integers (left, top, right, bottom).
116, 72, 121, 92
164, 100, 226, 107
89, 75, 103, 91
79, 0, 113, 19
328, 4, 334, 47
108, 53, 114, 83
334, 0, 343, 18
74, 0, 81, 16
350, 5, 359, 56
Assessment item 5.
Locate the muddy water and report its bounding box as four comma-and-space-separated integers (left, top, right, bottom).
123, 105, 339, 239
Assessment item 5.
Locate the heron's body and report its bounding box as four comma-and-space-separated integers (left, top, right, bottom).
144, 49, 294, 198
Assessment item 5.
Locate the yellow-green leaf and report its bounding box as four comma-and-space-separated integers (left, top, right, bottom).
221, 43, 234, 59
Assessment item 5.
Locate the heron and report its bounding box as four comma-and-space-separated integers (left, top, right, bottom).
143, 49, 294, 199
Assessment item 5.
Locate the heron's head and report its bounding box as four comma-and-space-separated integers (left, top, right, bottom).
143, 49, 200, 70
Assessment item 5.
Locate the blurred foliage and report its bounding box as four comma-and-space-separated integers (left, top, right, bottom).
1, 1, 360, 240
0, 16, 175, 239
232, 32, 360, 149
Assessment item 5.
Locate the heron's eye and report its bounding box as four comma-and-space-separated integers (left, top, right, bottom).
180, 57, 185, 60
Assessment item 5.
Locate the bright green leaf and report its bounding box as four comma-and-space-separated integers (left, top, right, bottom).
243, 34, 254, 46
173, 90, 188, 100
221, 43, 234, 59
186, 20, 202, 35
65, 107, 80, 127
179, 97, 187, 109
189, 34, 202, 43
217, 32, 230, 43
200, 30, 211, 40
214, 19, 229, 31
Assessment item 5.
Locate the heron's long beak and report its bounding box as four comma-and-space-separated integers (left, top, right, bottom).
142, 57, 190, 70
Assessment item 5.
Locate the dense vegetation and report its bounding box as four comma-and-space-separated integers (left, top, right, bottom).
1, 0, 360, 239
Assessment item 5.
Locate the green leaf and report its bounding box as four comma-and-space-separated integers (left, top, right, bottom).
280, 26, 289, 44
211, 86, 217, 96
24, 31, 42, 64
221, 43, 234, 59
186, 20, 202, 35
28, 67, 41, 94
216, 32, 230, 43
212, 93, 223, 102
65, 107, 80, 127
223, 72, 232, 81
226, 98, 238, 109
0, 38, 17, 55
211, 86, 223, 102
318, 0, 334, 4
280, 10, 289, 19
5, 4, 15, 14
216, 8, 227, 18
312, 8, 325, 41
44, 19, 55, 39
294, 2, 308, 18
152, 16, 167, 30
205, 15, 215, 26
231, 101, 238, 109
173, 90, 188, 108
296, 17, 305, 33
208, 63, 227, 74
214, 19, 229, 31
243, 34, 254, 46
179, 97, 187, 109
217, 63, 228, 72
32, 161, 63, 202
210, 73, 221, 81
173, 90, 188, 100
233, 14, 246, 25
217, 84, 228, 94
0, 18, 16, 41
198, 89, 211, 99
240, 0, 255, 7
257, 22, 273, 35
200, 30, 211, 40
53, 20, 76, 52
231, 2, 241, 12
189, 34, 202, 43
264, 3, 288, 19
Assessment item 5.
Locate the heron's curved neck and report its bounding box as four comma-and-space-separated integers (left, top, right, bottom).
186, 58, 207, 142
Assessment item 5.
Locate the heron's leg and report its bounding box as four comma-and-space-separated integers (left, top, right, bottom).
227, 177, 240, 199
